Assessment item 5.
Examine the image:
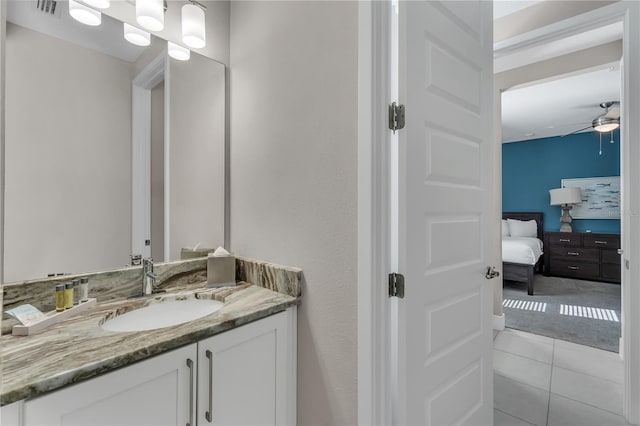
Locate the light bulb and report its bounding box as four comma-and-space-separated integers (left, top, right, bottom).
168, 42, 190, 61
69, 0, 101, 26
136, 0, 164, 32
124, 23, 151, 47
182, 3, 206, 49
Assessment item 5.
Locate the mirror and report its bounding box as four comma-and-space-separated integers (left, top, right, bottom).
4, 1, 226, 283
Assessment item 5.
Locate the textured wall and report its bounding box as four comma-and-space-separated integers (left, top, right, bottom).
503, 131, 621, 234
229, 2, 358, 424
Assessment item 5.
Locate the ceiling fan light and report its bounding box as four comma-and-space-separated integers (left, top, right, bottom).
82, 0, 110, 9
136, 0, 164, 32
69, 0, 102, 26
592, 116, 620, 133
124, 23, 151, 47
168, 42, 190, 61
182, 3, 206, 49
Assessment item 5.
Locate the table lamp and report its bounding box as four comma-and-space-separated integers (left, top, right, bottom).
549, 187, 582, 232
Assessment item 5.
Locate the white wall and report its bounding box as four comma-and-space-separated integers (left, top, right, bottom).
4, 23, 132, 282
168, 54, 225, 259
229, 2, 358, 424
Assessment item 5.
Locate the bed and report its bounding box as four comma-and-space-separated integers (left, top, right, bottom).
502, 212, 544, 295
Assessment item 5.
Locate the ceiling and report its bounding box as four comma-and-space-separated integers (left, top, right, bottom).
6, 0, 145, 63
501, 65, 620, 143
495, 0, 622, 144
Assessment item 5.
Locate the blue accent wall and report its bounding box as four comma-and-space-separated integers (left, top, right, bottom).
502, 131, 620, 234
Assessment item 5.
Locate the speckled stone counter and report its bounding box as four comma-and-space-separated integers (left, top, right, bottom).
0, 282, 298, 406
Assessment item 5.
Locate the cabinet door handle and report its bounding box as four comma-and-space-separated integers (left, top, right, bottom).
568, 266, 579, 270
595, 240, 608, 245
206, 350, 213, 423
559, 239, 571, 242
567, 252, 580, 256
187, 358, 194, 426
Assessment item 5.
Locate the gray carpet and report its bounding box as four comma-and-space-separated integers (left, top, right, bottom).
503, 275, 621, 352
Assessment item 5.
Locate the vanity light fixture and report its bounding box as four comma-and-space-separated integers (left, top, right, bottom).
68, 0, 101, 26
182, 1, 206, 49
168, 42, 190, 61
82, 0, 110, 9
136, 0, 164, 32
124, 23, 151, 47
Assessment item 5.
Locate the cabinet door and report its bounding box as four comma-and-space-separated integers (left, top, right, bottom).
198, 309, 295, 426
23, 343, 197, 426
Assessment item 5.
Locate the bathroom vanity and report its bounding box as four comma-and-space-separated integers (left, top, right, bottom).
1, 257, 301, 426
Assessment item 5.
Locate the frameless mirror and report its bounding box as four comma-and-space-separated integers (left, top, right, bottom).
4, 0, 226, 283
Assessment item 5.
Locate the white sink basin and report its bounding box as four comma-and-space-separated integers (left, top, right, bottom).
101, 298, 224, 332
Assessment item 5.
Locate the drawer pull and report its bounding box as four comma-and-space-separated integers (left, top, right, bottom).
567, 252, 580, 256
595, 241, 608, 245
568, 266, 579, 270
559, 239, 571, 243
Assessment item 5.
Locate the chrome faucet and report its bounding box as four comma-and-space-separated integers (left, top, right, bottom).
143, 258, 159, 296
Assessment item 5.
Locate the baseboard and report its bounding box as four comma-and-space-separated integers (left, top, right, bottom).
493, 314, 505, 330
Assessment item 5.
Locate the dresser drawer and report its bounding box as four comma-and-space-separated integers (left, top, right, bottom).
583, 234, 620, 249
548, 234, 581, 246
602, 249, 622, 265
550, 246, 599, 262
550, 260, 599, 279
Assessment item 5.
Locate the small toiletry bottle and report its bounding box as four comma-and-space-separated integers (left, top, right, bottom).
72, 279, 80, 305
79, 277, 89, 302
55, 284, 65, 312
64, 282, 74, 309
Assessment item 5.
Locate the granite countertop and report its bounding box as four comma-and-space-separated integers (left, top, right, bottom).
0, 282, 299, 406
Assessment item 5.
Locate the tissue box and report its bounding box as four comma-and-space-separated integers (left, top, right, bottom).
207, 254, 236, 287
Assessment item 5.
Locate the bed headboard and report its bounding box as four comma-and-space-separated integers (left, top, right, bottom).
502, 212, 544, 241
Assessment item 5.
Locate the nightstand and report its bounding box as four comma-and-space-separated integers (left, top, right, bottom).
544, 232, 621, 283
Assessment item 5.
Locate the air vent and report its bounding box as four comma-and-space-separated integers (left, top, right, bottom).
36, 0, 57, 15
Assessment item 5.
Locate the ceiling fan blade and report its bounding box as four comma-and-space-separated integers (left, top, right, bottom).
561, 125, 592, 137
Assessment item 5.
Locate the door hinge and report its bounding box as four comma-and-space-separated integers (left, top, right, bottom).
388, 273, 405, 298
389, 102, 405, 134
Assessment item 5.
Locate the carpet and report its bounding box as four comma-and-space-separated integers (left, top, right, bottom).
503, 275, 621, 352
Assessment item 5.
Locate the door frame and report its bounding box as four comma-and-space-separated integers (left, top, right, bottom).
131, 52, 171, 262
358, 1, 640, 425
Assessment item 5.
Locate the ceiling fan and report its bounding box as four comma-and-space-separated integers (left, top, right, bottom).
562, 101, 620, 137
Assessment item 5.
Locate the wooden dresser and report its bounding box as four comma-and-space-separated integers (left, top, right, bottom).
544, 232, 621, 284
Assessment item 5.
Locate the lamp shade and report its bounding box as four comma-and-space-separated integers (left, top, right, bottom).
82, 0, 110, 9
550, 187, 582, 206
69, 0, 101, 26
168, 42, 190, 61
136, 0, 164, 31
592, 115, 620, 133
124, 23, 151, 46
182, 3, 206, 48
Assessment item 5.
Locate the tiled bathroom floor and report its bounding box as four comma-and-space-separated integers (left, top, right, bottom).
493, 328, 631, 426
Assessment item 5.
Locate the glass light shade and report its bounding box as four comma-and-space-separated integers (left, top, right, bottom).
136, 0, 164, 32
124, 23, 151, 47
182, 4, 206, 48
549, 187, 582, 206
69, 0, 101, 26
82, 0, 110, 9
168, 42, 190, 61
592, 115, 620, 133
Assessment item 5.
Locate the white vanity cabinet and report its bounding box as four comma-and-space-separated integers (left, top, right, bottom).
197, 309, 296, 426
21, 342, 197, 426
4, 308, 296, 426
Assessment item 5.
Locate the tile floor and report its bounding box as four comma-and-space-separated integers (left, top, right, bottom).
493, 328, 630, 426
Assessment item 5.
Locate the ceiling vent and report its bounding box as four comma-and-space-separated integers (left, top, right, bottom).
36, 0, 58, 15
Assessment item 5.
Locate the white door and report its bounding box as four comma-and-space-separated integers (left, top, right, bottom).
396, 1, 495, 424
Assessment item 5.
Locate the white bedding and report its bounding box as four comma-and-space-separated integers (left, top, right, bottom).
502, 237, 543, 265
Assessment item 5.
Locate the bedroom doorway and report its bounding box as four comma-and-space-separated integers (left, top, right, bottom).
500, 65, 622, 353
492, 2, 640, 423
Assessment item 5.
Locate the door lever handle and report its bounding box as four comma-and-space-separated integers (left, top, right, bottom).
485, 266, 500, 279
